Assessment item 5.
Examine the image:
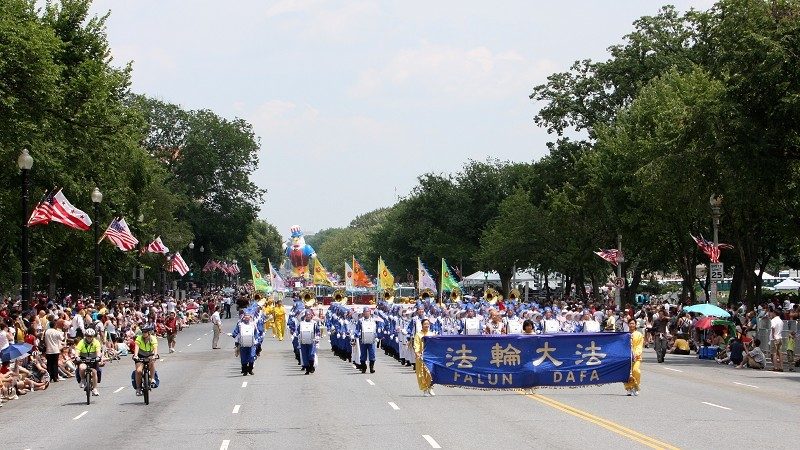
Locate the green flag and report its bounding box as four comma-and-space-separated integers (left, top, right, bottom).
441, 258, 460, 292
250, 260, 271, 293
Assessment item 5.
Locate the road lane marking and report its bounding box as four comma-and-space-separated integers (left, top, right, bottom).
388, 402, 400, 410
73, 411, 88, 420
197, 338, 201, 341
220, 440, 230, 450
422, 435, 441, 448
702, 401, 731, 410
663, 367, 683, 372
733, 381, 759, 389
523, 393, 679, 450
187, 344, 192, 347
232, 404, 241, 414
205, 333, 209, 336
113, 387, 125, 393
366, 379, 375, 386
242, 382, 248, 388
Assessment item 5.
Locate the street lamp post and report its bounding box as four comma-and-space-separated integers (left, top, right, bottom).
199, 245, 205, 290
615, 234, 623, 310
18, 149, 33, 312
91, 187, 103, 301
709, 195, 723, 305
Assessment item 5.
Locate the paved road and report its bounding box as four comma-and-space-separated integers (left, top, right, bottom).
4, 314, 800, 450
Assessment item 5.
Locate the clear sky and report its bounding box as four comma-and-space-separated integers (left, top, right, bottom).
89, 0, 714, 238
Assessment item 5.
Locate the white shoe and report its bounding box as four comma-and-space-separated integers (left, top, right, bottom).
632, 389, 639, 396
626, 389, 632, 396
91, 388, 100, 396
429, 389, 435, 396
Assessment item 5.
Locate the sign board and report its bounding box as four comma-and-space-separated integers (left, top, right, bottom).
710, 263, 724, 281
614, 277, 625, 288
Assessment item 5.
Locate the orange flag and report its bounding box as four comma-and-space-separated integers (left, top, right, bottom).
352, 256, 374, 288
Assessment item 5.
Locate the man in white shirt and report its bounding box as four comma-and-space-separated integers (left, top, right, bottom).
769, 309, 784, 371
211, 306, 223, 349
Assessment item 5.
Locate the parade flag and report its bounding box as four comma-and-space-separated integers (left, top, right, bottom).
313, 257, 333, 286
377, 257, 395, 291
594, 249, 621, 266
269, 260, 285, 292
250, 260, 270, 292
49, 189, 92, 231
441, 258, 460, 292
146, 236, 170, 254
230, 261, 240, 275
345, 261, 355, 291
417, 258, 438, 295
169, 252, 189, 276
26, 189, 55, 227
99, 217, 139, 251
691, 234, 733, 264
352, 257, 373, 288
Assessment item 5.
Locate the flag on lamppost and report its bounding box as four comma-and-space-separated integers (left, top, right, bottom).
168, 252, 189, 276
99, 217, 139, 251
146, 236, 170, 254
594, 249, 622, 266
691, 234, 733, 264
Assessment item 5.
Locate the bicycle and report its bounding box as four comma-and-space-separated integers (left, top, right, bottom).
78, 356, 101, 405
132, 355, 160, 405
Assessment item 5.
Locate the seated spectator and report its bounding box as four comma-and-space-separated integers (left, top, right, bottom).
716, 338, 744, 366
669, 337, 691, 355
736, 338, 765, 370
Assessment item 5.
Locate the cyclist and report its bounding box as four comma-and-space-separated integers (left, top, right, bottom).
133, 324, 159, 396
75, 328, 103, 396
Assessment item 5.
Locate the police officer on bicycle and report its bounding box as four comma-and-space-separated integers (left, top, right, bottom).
133, 324, 159, 396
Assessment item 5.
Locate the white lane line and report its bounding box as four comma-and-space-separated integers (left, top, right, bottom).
187, 343, 192, 347
663, 367, 683, 372
733, 381, 759, 388
232, 404, 241, 414
366, 379, 375, 386
220, 440, 230, 450
113, 386, 125, 393
197, 337, 202, 341
388, 401, 400, 410
73, 411, 88, 420
702, 401, 731, 410
422, 435, 442, 448
241, 381, 248, 388
205, 333, 209, 336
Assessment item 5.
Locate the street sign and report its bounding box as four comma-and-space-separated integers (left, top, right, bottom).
710, 263, 724, 281
614, 277, 625, 288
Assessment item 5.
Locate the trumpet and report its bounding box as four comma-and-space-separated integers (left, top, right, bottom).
382, 289, 395, 304
332, 289, 348, 304
484, 287, 499, 305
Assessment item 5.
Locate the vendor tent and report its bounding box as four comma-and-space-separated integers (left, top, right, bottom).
773, 278, 800, 291
462, 270, 542, 288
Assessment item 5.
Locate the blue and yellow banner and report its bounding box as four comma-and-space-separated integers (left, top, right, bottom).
422, 333, 632, 389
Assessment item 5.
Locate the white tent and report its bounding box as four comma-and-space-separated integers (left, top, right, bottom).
773, 278, 800, 291
462, 270, 539, 287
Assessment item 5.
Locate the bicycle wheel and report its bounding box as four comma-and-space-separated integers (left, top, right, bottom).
85, 374, 92, 405
143, 370, 150, 405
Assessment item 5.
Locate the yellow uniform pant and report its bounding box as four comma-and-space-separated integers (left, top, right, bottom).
624, 360, 641, 392
273, 317, 285, 341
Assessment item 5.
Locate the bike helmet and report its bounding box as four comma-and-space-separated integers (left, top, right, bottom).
84, 328, 97, 337
141, 324, 154, 333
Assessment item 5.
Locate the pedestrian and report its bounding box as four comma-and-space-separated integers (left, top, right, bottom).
786, 330, 795, 371
651, 308, 669, 363
44, 319, 65, 382
768, 309, 784, 371
164, 311, 178, 353
355, 307, 381, 373
232, 312, 260, 376
624, 318, 644, 396
298, 309, 320, 374
211, 306, 222, 349
223, 295, 232, 319
413, 318, 435, 396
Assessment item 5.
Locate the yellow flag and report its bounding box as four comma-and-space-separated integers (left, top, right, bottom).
378, 257, 395, 291
313, 257, 333, 286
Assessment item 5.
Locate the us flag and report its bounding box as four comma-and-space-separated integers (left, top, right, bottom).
100, 217, 139, 251
26, 190, 55, 227
691, 234, 733, 263
595, 249, 622, 266
169, 252, 190, 276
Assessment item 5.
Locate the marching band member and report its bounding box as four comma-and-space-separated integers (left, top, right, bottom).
355, 307, 382, 373
232, 312, 261, 376
459, 305, 483, 335
484, 309, 505, 335
298, 309, 321, 375
542, 308, 561, 334
348, 309, 361, 368
504, 307, 524, 334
